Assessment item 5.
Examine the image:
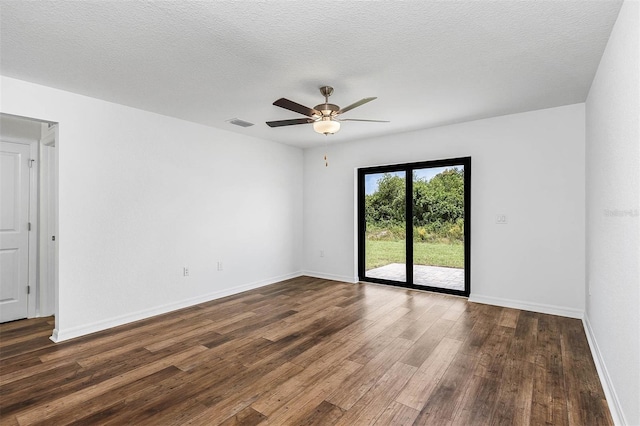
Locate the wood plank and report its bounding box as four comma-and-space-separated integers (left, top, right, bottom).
262, 359, 361, 424
445, 308, 474, 342
372, 401, 419, 425
560, 317, 614, 426
399, 317, 454, 367
475, 325, 515, 380
395, 337, 463, 410
0, 333, 56, 360
398, 304, 448, 341
333, 361, 417, 425
412, 351, 479, 424
326, 337, 413, 410
217, 406, 266, 426
297, 400, 345, 425
488, 357, 536, 426
510, 310, 539, 363
14, 345, 208, 425
30, 366, 183, 425
530, 314, 569, 426
249, 340, 366, 416
441, 298, 467, 322
498, 307, 520, 328
77, 319, 215, 368
187, 361, 304, 423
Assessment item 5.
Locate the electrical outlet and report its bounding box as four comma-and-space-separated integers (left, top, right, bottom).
496, 214, 508, 224
320, 250, 325, 258
217, 261, 223, 271
183, 267, 189, 277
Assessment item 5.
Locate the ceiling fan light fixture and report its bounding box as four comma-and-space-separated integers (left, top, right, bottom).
313, 118, 340, 135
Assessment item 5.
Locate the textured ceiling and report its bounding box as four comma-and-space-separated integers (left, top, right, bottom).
0, 1, 622, 148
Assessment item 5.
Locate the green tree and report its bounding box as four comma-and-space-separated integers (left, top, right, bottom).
365, 173, 405, 225
413, 168, 464, 227
365, 168, 464, 241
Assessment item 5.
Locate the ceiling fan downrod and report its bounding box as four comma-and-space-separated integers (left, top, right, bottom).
315, 86, 339, 118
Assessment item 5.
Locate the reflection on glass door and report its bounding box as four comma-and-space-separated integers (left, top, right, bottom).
412, 166, 465, 292
358, 158, 470, 297
363, 171, 406, 283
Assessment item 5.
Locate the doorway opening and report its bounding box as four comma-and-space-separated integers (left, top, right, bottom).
0, 113, 58, 323
358, 157, 470, 296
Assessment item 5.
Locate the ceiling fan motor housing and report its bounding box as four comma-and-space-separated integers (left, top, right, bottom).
314, 103, 339, 117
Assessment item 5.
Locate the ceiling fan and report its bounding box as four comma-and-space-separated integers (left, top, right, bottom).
266, 86, 389, 135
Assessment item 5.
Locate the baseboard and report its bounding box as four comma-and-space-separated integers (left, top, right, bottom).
583, 314, 626, 425
50, 328, 60, 342
50, 271, 304, 343
467, 294, 583, 319
302, 270, 358, 284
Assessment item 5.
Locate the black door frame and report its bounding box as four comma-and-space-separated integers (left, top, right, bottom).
357, 157, 471, 297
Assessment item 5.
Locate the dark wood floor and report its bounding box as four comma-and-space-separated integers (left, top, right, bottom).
0, 276, 612, 425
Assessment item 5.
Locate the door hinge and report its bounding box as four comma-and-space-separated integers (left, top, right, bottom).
28, 222, 32, 231
27, 286, 31, 295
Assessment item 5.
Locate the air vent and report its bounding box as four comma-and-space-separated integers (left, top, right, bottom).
226, 118, 254, 128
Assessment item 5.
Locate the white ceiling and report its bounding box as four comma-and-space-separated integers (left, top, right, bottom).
0, 1, 622, 148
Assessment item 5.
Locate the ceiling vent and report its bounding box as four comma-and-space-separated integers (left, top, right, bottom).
226, 118, 254, 128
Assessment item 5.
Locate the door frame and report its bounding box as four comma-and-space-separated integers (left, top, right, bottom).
1, 113, 58, 321
39, 124, 57, 317
357, 156, 471, 297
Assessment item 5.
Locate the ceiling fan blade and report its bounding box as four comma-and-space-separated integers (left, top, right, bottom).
337, 97, 377, 114
266, 118, 314, 127
339, 119, 389, 122
273, 98, 320, 117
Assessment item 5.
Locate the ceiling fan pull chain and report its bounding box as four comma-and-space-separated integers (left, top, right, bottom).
323, 135, 329, 167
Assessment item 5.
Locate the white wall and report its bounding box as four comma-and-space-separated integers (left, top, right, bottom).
0, 76, 304, 341
303, 104, 586, 317
585, 1, 639, 424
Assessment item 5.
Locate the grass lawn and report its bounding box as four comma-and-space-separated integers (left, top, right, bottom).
366, 240, 464, 270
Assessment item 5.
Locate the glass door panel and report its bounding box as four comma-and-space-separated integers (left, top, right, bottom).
412, 166, 465, 291
363, 171, 406, 283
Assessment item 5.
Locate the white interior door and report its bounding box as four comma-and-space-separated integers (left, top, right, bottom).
0, 141, 31, 322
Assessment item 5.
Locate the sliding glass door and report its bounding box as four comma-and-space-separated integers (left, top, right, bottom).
358, 157, 470, 296
362, 170, 407, 283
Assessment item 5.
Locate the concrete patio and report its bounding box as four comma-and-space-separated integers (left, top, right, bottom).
366, 263, 464, 291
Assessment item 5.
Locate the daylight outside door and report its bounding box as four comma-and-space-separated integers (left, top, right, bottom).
362, 170, 407, 283
412, 166, 465, 292
358, 157, 470, 296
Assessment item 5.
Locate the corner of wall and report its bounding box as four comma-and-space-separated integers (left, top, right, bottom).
582, 313, 627, 426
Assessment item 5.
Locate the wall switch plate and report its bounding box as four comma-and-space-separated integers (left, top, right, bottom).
217, 261, 223, 271
183, 267, 189, 277
496, 214, 508, 224
320, 250, 325, 258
